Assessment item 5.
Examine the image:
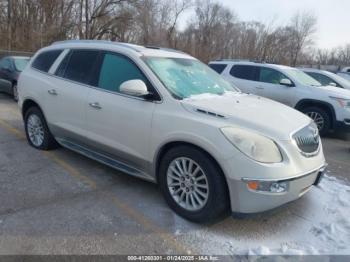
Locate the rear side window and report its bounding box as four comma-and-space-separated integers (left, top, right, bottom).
209, 64, 227, 74
230, 65, 258, 81
61, 50, 100, 84
32, 50, 62, 72
97, 53, 148, 93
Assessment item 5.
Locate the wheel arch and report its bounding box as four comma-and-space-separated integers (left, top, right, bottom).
154, 141, 230, 204
21, 98, 44, 120
295, 99, 336, 129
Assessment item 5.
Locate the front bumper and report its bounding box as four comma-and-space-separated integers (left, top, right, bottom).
227, 165, 327, 214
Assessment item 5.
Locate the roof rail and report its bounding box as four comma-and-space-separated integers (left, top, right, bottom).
51, 40, 143, 52
214, 59, 264, 63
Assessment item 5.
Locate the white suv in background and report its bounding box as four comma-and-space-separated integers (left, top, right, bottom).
209, 61, 350, 135
18, 41, 326, 222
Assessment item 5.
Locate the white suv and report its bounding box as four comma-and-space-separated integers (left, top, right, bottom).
209, 61, 350, 135
18, 41, 326, 222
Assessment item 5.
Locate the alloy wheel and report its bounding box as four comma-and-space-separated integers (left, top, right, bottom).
27, 114, 45, 147
306, 111, 325, 131
167, 157, 209, 211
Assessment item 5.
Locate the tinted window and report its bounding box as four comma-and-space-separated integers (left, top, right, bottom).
259, 67, 289, 84
97, 53, 148, 93
209, 64, 227, 74
230, 65, 258, 81
32, 50, 62, 72
63, 50, 100, 84
0, 58, 12, 70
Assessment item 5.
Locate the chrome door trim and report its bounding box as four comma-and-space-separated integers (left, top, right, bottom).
56, 138, 155, 183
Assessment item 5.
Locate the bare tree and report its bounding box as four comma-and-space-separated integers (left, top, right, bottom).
288, 11, 317, 66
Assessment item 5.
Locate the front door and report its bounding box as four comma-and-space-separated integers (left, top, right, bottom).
85, 52, 157, 172
255, 66, 295, 107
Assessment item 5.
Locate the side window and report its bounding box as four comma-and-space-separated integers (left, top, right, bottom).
0, 58, 12, 70
62, 50, 100, 84
209, 64, 227, 74
32, 50, 63, 72
230, 65, 258, 81
258, 67, 288, 85
307, 72, 339, 87
97, 53, 149, 94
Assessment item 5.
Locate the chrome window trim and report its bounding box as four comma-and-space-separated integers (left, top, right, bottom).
30, 48, 163, 104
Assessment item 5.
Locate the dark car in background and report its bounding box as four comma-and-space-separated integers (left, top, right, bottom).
0, 56, 30, 101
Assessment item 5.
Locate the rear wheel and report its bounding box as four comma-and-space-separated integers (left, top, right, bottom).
24, 107, 57, 150
159, 145, 230, 223
301, 106, 331, 136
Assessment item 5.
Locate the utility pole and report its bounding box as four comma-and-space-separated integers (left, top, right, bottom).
7, 0, 12, 51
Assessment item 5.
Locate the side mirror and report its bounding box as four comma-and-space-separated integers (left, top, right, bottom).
119, 79, 150, 98
280, 78, 293, 87
329, 82, 337, 87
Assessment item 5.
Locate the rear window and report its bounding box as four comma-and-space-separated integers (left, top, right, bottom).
209, 63, 227, 74
230, 65, 258, 81
32, 50, 62, 72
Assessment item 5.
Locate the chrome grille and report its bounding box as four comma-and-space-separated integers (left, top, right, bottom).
293, 124, 320, 155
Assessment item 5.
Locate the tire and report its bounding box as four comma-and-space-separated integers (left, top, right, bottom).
12, 83, 18, 102
159, 145, 230, 223
301, 106, 331, 136
24, 107, 57, 150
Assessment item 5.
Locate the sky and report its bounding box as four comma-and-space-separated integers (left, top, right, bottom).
179, 0, 350, 49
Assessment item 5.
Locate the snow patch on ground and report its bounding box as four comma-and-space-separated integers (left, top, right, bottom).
176, 174, 350, 255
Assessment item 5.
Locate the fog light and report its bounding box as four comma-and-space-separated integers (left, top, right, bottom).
269, 182, 288, 193
245, 180, 289, 193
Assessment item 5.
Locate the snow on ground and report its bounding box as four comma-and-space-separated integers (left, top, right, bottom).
175, 173, 350, 255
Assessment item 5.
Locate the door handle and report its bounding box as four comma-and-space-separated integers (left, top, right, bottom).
255, 86, 264, 90
89, 102, 102, 110
48, 89, 58, 95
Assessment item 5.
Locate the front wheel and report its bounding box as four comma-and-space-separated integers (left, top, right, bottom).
159, 146, 230, 223
301, 106, 331, 136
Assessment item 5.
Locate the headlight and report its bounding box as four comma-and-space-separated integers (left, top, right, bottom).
330, 97, 350, 108
220, 127, 282, 163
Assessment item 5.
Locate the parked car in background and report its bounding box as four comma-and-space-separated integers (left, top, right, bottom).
0, 56, 30, 101
301, 68, 350, 90
18, 40, 326, 222
337, 72, 350, 82
209, 60, 350, 135
341, 67, 350, 73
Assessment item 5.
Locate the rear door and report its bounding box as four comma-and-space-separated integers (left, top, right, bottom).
255, 66, 295, 106
47, 49, 100, 143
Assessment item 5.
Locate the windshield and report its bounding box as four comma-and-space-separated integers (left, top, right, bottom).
144, 57, 239, 99
286, 69, 322, 87
14, 58, 30, 71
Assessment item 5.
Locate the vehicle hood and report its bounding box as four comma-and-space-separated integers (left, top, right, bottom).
181, 92, 311, 141
315, 85, 350, 98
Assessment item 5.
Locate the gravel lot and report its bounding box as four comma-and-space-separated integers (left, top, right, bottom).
0, 93, 349, 256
